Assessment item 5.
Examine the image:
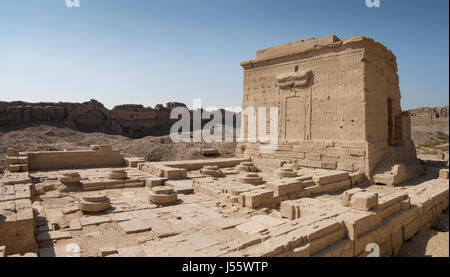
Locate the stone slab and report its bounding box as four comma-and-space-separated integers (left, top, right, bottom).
36, 231, 72, 242
236, 221, 268, 235
118, 219, 152, 234
79, 216, 111, 227
212, 218, 249, 230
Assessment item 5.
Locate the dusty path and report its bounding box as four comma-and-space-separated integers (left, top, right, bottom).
399, 210, 449, 257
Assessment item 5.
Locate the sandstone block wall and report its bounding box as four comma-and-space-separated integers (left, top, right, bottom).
242, 140, 368, 173
0, 182, 35, 255
9, 145, 124, 171
363, 41, 418, 172
237, 35, 418, 176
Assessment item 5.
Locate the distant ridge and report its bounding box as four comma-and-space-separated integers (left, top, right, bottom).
0, 100, 239, 138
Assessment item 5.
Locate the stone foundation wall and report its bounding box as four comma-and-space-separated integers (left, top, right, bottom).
20, 146, 124, 171
0, 181, 35, 255
238, 139, 368, 174
140, 157, 250, 180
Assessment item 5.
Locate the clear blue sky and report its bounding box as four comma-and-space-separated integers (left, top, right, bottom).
0, 0, 448, 110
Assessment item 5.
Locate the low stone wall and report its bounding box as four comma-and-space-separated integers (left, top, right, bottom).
19, 146, 124, 171
140, 157, 250, 180
238, 140, 368, 174
0, 179, 35, 255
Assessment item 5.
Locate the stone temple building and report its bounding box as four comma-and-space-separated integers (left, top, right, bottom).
237, 35, 421, 184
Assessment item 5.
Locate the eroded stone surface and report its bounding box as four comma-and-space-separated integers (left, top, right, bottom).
1, 160, 447, 257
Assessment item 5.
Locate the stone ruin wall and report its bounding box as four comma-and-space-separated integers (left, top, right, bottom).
25, 146, 124, 171
409, 105, 449, 134
364, 42, 418, 172
237, 36, 418, 176
6, 145, 125, 172
0, 183, 34, 255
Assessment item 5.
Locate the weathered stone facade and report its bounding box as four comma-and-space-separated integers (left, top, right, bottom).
237, 35, 418, 177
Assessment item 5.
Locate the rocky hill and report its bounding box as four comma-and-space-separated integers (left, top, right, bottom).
0, 100, 238, 138
0, 99, 240, 168
408, 105, 449, 143
0, 99, 187, 138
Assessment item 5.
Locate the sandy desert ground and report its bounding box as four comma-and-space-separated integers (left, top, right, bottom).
398, 209, 448, 257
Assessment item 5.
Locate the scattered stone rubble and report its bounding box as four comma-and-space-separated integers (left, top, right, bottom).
0, 143, 448, 257
0, 36, 449, 257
